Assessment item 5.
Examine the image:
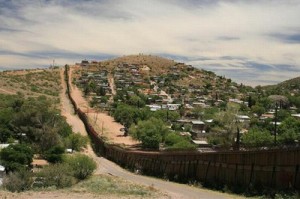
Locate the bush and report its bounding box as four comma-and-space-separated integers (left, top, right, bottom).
169, 140, 196, 150
0, 144, 33, 172
44, 145, 65, 163
64, 154, 97, 180
129, 117, 170, 150
37, 163, 75, 188
65, 133, 88, 151
165, 133, 196, 150
3, 169, 33, 192
241, 128, 273, 147
165, 132, 183, 146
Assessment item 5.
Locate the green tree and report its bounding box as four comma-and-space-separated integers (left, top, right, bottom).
251, 104, 265, 117
241, 128, 273, 147
130, 117, 170, 149
97, 86, 106, 96
165, 132, 196, 150
128, 95, 145, 108
0, 106, 14, 143
0, 144, 33, 172
191, 106, 204, 120
44, 145, 65, 163
278, 117, 300, 144
64, 154, 97, 180
113, 103, 139, 128
65, 133, 88, 151
152, 109, 180, 122
210, 103, 241, 148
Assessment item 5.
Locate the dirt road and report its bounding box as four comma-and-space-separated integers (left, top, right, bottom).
68, 66, 138, 145
60, 68, 244, 199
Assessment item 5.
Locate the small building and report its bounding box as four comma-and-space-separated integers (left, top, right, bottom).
81, 60, 89, 67
260, 113, 274, 120
0, 144, 9, 149
0, 165, 5, 186
191, 120, 205, 135
192, 140, 209, 147
236, 115, 250, 122
292, 113, 300, 120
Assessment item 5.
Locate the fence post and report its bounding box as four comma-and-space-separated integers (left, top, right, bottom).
294, 164, 299, 189
204, 161, 211, 185
194, 160, 199, 179
249, 163, 254, 188
218, 163, 222, 185
235, 163, 238, 185
271, 165, 277, 188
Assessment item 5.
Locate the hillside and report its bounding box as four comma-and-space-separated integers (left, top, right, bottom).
77, 54, 254, 103
262, 76, 300, 96
0, 68, 61, 105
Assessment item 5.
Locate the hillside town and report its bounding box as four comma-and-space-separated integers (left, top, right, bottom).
74, 56, 300, 151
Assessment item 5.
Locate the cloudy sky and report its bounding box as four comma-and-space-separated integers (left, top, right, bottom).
1, 0, 300, 86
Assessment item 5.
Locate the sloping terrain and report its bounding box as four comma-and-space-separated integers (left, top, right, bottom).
0, 69, 61, 105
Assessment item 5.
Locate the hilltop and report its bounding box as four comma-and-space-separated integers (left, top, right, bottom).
77, 54, 254, 104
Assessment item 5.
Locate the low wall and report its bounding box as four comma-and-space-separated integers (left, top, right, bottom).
65, 66, 300, 191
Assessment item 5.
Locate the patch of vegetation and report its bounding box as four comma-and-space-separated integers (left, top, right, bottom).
63, 154, 96, 180
2, 169, 33, 192
0, 144, 33, 172
73, 175, 157, 197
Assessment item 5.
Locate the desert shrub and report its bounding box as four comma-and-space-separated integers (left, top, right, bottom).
3, 169, 33, 192
37, 163, 75, 188
30, 85, 38, 92
65, 133, 88, 151
64, 154, 96, 180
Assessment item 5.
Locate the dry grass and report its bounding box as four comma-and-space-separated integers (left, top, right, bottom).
0, 174, 168, 199
0, 68, 61, 105
96, 54, 176, 75
71, 174, 163, 197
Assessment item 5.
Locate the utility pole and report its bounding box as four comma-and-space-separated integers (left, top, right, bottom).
236, 126, 240, 150
274, 102, 278, 145
166, 105, 169, 122
235, 118, 240, 151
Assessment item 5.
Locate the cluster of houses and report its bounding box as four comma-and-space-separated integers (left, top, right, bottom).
114, 62, 149, 90
77, 59, 300, 148
77, 61, 236, 145
76, 68, 112, 109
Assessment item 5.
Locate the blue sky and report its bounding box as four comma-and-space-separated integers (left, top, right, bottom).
0, 0, 300, 86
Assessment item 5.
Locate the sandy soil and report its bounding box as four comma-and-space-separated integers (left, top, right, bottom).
0, 88, 16, 95
87, 112, 139, 146
60, 69, 102, 172
0, 190, 163, 199
68, 66, 138, 146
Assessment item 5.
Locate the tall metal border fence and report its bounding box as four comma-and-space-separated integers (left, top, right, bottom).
65, 65, 300, 191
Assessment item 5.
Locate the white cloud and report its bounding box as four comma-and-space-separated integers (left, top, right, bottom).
0, 0, 300, 85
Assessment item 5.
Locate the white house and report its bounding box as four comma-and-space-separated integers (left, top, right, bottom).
0, 165, 5, 186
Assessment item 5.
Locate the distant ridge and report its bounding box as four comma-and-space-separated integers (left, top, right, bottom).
263, 76, 300, 91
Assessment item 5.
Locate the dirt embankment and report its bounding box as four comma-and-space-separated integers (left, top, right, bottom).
68, 66, 139, 146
